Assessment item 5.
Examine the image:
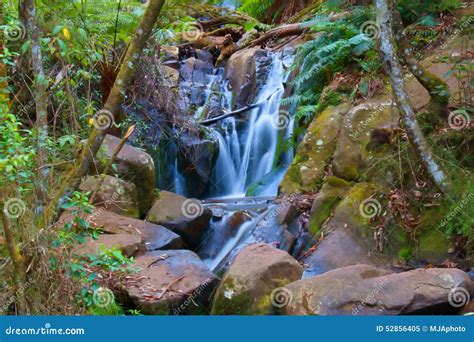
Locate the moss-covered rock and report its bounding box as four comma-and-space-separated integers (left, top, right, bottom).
303, 182, 397, 277
94, 134, 156, 215
79, 175, 139, 218
306, 176, 351, 236
332, 97, 399, 181
211, 243, 303, 315
279, 103, 350, 194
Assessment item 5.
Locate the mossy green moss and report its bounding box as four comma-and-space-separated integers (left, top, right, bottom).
279, 104, 349, 194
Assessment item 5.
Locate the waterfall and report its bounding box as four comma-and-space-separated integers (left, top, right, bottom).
209, 51, 295, 198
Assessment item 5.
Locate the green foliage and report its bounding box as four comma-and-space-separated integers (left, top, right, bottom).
282, 10, 374, 123
239, 0, 274, 22
397, 0, 462, 23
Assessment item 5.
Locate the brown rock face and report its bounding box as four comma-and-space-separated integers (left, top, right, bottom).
79, 175, 139, 218
282, 264, 473, 315
212, 243, 303, 315
73, 233, 144, 258
93, 134, 155, 215
224, 47, 270, 107
57, 209, 184, 251
117, 250, 219, 315
146, 191, 211, 250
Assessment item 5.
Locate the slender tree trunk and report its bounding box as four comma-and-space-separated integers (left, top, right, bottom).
0, 0, 8, 104
22, 0, 49, 215
376, 0, 449, 193
392, 8, 450, 118
55, 0, 166, 214
1, 207, 27, 314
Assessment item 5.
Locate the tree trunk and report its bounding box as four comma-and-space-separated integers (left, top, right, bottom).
22, 0, 49, 215
56, 0, 166, 213
393, 8, 450, 119
376, 0, 449, 193
0, 1, 8, 104
1, 207, 27, 314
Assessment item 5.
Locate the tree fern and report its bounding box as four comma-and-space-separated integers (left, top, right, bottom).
287, 9, 374, 124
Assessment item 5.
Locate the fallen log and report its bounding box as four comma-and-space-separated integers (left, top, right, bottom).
199, 102, 262, 126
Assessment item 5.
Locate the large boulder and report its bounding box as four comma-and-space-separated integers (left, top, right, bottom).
146, 191, 212, 250
73, 233, 144, 258
281, 264, 474, 315
93, 134, 155, 214
79, 175, 139, 218
224, 47, 271, 107
302, 182, 395, 278
279, 104, 349, 194
331, 97, 398, 182
57, 209, 184, 251
306, 176, 351, 236
117, 250, 219, 315
212, 243, 303, 315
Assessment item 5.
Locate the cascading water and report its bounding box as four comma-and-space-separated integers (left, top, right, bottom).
166, 49, 297, 271
209, 51, 295, 198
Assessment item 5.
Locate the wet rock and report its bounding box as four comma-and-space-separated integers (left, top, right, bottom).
73, 233, 144, 258
224, 47, 270, 107
282, 264, 473, 315
117, 250, 219, 315
247, 222, 296, 254
93, 134, 155, 215
198, 210, 252, 260
212, 243, 303, 315
146, 191, 212, 250
57, 209, 184, 251
177, 135, 219, 198
279, 104, 349, 194
292, 232, 314, 259
276, 203, 300, 226
79, 175, 139, 218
